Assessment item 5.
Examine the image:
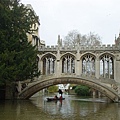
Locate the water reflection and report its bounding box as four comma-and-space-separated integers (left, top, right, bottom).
0, 95, 120, 120
30, 95, 120, 120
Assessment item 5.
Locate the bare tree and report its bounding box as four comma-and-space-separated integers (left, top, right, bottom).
86, 32, 101, 46
63, 30, 102, 47
63, 30, 80, 47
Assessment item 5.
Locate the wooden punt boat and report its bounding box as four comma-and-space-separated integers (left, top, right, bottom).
47, 97, 65, 101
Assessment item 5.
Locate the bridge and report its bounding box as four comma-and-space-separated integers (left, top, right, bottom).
18, 35, 120, 102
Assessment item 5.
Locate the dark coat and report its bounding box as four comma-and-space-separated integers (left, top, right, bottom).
58, 89, 63, 94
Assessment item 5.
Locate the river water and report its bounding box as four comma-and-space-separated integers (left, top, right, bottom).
0, 94, 120, 120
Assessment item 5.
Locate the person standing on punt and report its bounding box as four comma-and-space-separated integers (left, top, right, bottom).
58, 89, 63, 98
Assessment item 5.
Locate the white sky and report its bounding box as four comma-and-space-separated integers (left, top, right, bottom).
21, 0, 120, 45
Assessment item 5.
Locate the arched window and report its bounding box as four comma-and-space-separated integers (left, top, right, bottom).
82, 54, 95, 76
62, 55, 75, 73
100, 54, 114, 79
43, 55, 56, 75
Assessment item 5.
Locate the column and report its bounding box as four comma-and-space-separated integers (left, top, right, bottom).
98, 91, 101, 98
92, 89, 96, 98
95, 56, 100, 79
50, 58, 52, 74
114, 58, 116, 80
38, 59, 42, 75
79, 59, 82, 75
103, 58, 105, 78
65, 58, 67, 73
69, 57, 71, 73
52, 59, 55, 73
108, 58, 110, 79
48, 59, 50, 74
56, 49, 60, 77
57, 60, 61, 76
46, 58, 48, 75
76, 51, 80, 75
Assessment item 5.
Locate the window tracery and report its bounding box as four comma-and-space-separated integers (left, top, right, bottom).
82, 54, 95, 76
43, 55, 56, 75
100, 54, 114, 79
62, 55, 75, 73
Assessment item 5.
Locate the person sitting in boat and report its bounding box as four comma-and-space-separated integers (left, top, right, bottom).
54, 95, 58, 99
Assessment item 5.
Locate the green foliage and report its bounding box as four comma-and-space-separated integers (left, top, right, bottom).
0, 0, 40, 85
74, 85, 90, 96
72, 85, 76, 90
48, 86, 58, 93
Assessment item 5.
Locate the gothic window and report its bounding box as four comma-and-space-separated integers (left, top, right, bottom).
43, 55, 56, 75
62, 55, 75, 73
100, 54, 114, 79
82, 54, 95, 76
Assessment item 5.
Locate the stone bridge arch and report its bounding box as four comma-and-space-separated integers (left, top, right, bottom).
18, 76, 120, 102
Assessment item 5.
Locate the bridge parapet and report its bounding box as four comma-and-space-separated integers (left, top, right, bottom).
38, 74, 116, 85
38, 44, 119, 52
24, 74, 117, 88
37, 73, 116, 84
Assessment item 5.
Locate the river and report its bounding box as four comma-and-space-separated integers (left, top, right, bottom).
0, 94, 120, 120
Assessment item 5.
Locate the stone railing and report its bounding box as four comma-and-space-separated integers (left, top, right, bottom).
38, 44, 119, 52
36, 73, 116, 85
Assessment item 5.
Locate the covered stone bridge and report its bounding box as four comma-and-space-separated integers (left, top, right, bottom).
18, 74, 120, 102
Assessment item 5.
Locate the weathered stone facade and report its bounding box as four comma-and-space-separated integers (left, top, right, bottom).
18, 34, 120, 102
38, 35, 120, 82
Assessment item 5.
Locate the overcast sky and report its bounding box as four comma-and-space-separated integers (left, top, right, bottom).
21, 0, 120, 45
